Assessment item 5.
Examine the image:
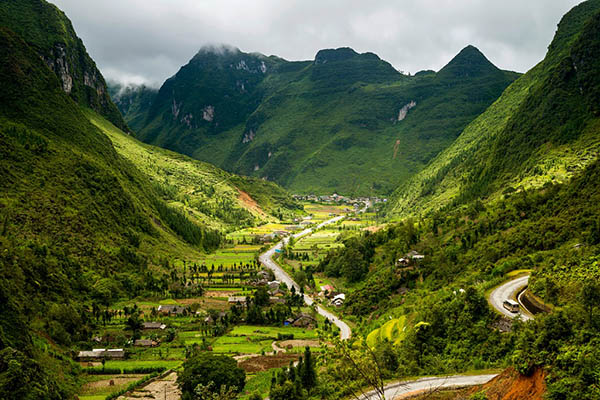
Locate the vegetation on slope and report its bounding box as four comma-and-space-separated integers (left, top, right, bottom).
0, 0, 127, 130
388, 0, 600, 217
0, 19, 295, 398
119, 45, 518, 195
87, 110, 302, 232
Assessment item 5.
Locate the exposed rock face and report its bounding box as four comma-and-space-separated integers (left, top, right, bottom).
44, 43, 73, 93
172, 99, 181, 119
202, 105, 215, 122
242, 129, 256, 143
397, 100, 417, 121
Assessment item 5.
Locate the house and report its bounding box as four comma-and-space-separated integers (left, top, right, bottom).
157, 305, 185, 315
142, 322, 167, 330
407, 250, 425, 261
267, 280, 281, 291
92, 336, 103, 343
396, 258, 409, 267
320, 285, 335, 293
204, 315, 214, 324
77, 348, 125, 361
134, 339, 158, 347
228, 296, 247, 305
331, 293, 346, 307
292, 313, 316, 328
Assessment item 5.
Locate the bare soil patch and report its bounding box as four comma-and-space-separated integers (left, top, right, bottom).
238, 189, 266, 216
238, 353, 300, 373
278, 339, 320, 348
81, 375, 145, 395
118, 371, 181, 400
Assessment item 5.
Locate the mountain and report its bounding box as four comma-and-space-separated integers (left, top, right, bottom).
387, 0, 600, 217
0, 0, 128, 131
0, 2, 300, 396
119, 45, 519, 195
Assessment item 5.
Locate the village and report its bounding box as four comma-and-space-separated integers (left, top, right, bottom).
75, 201, 376, 400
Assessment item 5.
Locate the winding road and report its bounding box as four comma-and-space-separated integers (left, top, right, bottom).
488, 274, 533, 321
259, 214, 352, 340
361, 374, 498, 399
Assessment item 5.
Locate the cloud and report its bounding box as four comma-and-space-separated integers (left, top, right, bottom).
52, 0, 582, 85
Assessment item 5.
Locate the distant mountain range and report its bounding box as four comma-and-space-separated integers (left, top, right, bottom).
111, 44, 519, 195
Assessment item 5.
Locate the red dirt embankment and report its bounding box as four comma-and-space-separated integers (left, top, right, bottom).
468, 368, 546, 400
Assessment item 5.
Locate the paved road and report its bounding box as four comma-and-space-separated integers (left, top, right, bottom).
361, 374, 498, 399
489, 275, 533, 321
259, 214, 352, 340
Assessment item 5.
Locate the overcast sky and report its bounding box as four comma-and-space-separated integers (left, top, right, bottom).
52, 0, 582, 87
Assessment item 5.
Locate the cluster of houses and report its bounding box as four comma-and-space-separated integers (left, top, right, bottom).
319, 285, 346, 307
292, 193, 387, 205
228, 278, 287, 306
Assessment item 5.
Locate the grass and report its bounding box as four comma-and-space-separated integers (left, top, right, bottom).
239, 371, 273, 400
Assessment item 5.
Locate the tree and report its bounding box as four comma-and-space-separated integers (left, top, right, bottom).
178, 353, 245, 400
581, 282, 600, 326
125, 310, 143, 340
299, 346, 316, 389
253, 286, 270, 307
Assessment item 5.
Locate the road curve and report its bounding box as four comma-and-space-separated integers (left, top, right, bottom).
489, 275, 533, 321
361, 374, 498, 399
259, 215, 352, 340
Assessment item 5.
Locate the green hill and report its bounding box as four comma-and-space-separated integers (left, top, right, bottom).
387, 0, 600, 217
120, 45, 518, 195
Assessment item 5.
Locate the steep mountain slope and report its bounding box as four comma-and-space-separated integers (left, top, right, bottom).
0, 0, 127, 131
87, 110, 301, 231
388, 0, 600, 217
0, 8, 298, 399
122, 45, 518, 195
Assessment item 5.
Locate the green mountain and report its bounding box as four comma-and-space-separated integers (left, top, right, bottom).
119, 45, 519, 195
388, 0, 600, 217
0, 2, 300, 396
0, 0, 128, 131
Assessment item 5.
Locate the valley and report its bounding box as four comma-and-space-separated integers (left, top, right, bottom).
1, 0, 600, 399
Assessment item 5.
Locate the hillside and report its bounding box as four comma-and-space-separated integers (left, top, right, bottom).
87, 110, 301, 231
119, 45, 519, 195
0, 5, 299, 398
0, 0, 128, 131
388, 0, 600, 217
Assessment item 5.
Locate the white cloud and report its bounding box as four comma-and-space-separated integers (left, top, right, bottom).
52, 0, 582, 85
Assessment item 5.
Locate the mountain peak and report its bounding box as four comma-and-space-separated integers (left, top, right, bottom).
314, 47, 360, 64
437, 45, 501, 79
196, 44, 241, 56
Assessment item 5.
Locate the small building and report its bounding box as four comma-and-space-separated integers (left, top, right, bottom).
331, 293, 346, 307
257, 270, 271, 280
77, 348, 125, 361
320, 285, 335, 293
407, 250, 425, 261
267, 280, 281, 291
142, 322, 167, 330
292, 313, 316, 328
157, 305, 185, 315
